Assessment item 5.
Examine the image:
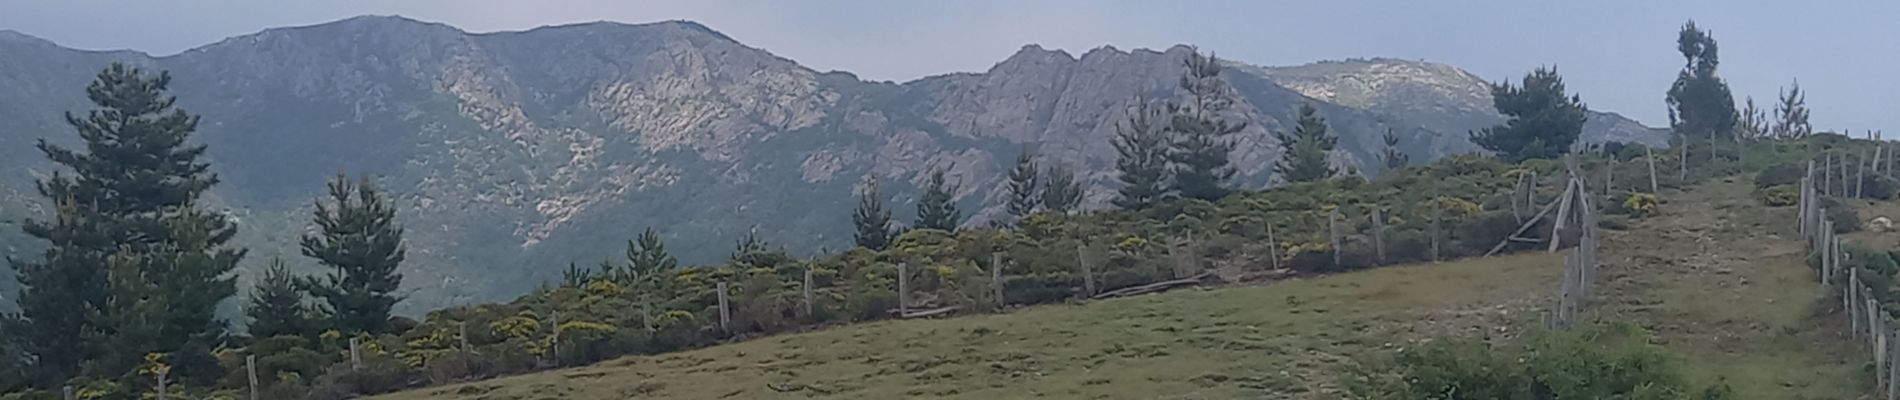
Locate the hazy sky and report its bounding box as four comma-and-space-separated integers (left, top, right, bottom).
3, 0, 1895, 133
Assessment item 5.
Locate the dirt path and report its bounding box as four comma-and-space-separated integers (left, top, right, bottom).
1596, 179, 1862, 398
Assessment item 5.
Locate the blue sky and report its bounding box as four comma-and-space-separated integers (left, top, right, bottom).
2, 0, 1894, 133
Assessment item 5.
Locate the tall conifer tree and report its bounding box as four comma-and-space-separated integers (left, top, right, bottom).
1040, 164, 1085, 214
1772, 80, 1811, 139
1275, 103, 1339, 182
1005, 146, 1041, 219
1666, 21, 1739, 139
1378, 129, 1410, 172
851, 180, 895, 250
298, 174, 406, 335
246, 259, 313, 339
914, 169, 962, 232
9, 63, 238, 383
1112, 101, 1170, 209
1469, 67, 1587, 162
1167, 49, 1245, 201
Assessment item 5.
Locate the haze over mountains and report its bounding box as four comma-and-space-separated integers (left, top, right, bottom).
0, 16, 1666, 311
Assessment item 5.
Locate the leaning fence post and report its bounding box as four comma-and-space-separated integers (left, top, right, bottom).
1861, 148, 1871, 198
991, 252, 1006, 308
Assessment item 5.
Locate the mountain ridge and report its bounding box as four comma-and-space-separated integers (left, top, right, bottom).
0, 16, 1667, 311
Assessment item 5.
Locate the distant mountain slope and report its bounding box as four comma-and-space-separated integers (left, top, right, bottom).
0, 17, 1667, 311
1248, 58, 1668, 148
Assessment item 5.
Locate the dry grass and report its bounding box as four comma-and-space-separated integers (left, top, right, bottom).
1597, 177, 1864, 398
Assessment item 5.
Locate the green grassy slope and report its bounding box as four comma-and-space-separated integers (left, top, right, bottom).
374, 177, 1877, 400
1597, 178, 1861, 398
376, 253, 1560, 400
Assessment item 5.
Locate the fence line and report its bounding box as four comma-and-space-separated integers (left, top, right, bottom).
1795, 162, 1900, 399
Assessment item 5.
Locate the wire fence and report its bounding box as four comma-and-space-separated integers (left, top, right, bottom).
1796, 153, 1900, 399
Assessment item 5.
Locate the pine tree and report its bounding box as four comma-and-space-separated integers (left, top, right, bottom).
1275, 103, 1339, 183
297, 174, 406, 335
1112, 100, 1171, 209
1167, 49, 1245, 201
1040, 163, 1085, 214
1378, 129, 1410, 172
8, 63, 237, 384
1469, 67, 1588, 162
103, 208, 241, 378
1772, 80, 1811, 139
620, 227, 677, 309
732, 228, 768, 259
624, 227, 677, 281
1666, 21, 1739, 139
1738, 96, 1767, 140
852, 180, 895, 250
1005, 146, 1041, 219
247, 259, 313, 339
914, 169, 963, 231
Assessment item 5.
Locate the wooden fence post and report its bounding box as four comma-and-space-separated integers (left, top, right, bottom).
1429, 203, 1442, 263
247, 354, 259, 400
991, 252, 1006, 308
349, 338, 361, 371
1645, 145, 1660, 193
1825, 152, 1834, 197
1266, 223, 1281, 270
1861, 148, 1871, 198
550, 311, 561, 364
1329, 210, 1344, 268
1529, 171, 1539, 207
1606, 158, 1616, 194
156, 370, 167, 400
1512, 173, 1526, 223
803, 266, 815, 317
1371, 208, 1387, 265
1679, 134, 1688, 182
896, 263, 909, 316
1549, 180, 1578, 253
1077, 242, 1095, 295
1854, 267, 1864, 337
63, 385, 73, 400
716, 282, 730, 332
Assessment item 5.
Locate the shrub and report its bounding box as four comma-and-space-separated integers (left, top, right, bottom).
1757, 185, 1798, 207
1201, 234, 1247, 258
1623, 193, 1660, 217
1353, 322, 1724, 400
1755, 163, 1805, 188
307, 354, 423, 399
1864, 175, 1900, 200
1597, 217, 1631, 231
1823, 198, 1861, 233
